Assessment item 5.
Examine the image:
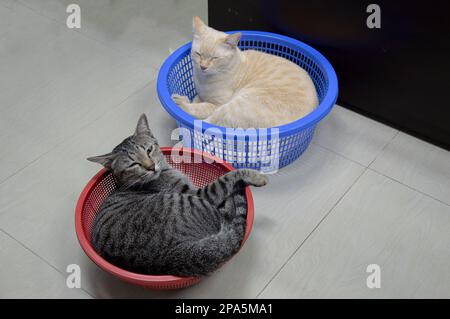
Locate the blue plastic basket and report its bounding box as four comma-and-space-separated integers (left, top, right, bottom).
157, 31, 338, 171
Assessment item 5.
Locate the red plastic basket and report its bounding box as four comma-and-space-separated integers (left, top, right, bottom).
75, 147, 254, 290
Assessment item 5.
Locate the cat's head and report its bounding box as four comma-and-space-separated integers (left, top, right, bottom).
191, 16, 241, 75
87, 114, 166, 188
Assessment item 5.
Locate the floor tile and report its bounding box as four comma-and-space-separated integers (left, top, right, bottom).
0, 230, 91, 298
108, 145, 363, 298
314, 105, 398, 166
172, 146, 364, 298
3, 0, 449, 300
0, 83, 180, 298
370, 132, 450, 205
0, 88, 364, 297
260, 170, 450, 298
18, 0, 208, 69
0, 3, 154, 183
0, 0, 16, 9
0, 5, 13, 37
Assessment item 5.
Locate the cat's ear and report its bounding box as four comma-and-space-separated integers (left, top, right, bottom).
87, 153, 115, 168
224, 32, 241, 48
135, 113, 154, 137
193, 16, 206, 35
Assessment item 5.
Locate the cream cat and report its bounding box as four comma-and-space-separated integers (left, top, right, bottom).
172, 16, 319, 129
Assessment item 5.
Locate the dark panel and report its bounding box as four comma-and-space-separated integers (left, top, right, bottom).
208, 0, 450, 150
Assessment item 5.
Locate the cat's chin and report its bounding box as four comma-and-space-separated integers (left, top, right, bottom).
121, 170, 162, 189
195, 67, 217, 76
144, 169, 162, 183
151, 170, 162, 181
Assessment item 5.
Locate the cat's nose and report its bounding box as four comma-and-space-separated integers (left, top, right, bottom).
200, 65, 208, 71
142, 159, 155, 171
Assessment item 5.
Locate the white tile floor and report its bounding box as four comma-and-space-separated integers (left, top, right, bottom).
0, 0, 449, 299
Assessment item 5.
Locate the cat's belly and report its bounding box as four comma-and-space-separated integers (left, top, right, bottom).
194, 77, 233, 105
197, 87, 233, 105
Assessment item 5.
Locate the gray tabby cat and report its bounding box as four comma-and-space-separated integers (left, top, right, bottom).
87, 114, 267, 277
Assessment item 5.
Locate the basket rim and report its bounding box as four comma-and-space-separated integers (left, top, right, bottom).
75, 147, 255, 287
157, 30, 338, 138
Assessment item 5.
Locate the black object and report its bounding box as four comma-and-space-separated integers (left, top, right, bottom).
208, 0, 450, 150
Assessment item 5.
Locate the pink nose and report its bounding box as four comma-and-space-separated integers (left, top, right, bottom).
200, 65, 208, 71
142, 159, 155, 171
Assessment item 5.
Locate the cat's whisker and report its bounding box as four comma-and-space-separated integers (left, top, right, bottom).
115, 171, 151, 192
188, 16, 317, 128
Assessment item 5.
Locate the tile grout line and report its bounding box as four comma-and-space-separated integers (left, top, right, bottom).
368, 167, 450, 207
0, 228, 95, 298
254, 118, 401, 297
10, 3, 445, 296
0, 80, 154, 187
1, 0, 159, 185
254, 167, 368, 298
312, 129, 400, 169
0, 76, 153, 297
365, 130, 450, 207
311, 141, 368, 167
367, 130, 400, 168
256, 129, 446, 297
316, 130, 448, 206
255, 130, 399, 297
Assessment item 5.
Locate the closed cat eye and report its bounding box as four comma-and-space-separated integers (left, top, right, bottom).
147, 145, 154, 156
128, 162, 141, 168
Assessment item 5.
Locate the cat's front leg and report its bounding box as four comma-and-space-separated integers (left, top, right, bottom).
192, 95, 202, 103
171, 94, 190, 106
197, 169, 267, 206
235, 169, 268, 187
171, 94, 218, 119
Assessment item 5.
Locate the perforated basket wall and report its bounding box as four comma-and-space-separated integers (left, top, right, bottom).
75, 148, 254, 290
157, 31, 338, 171
80, 151, 234, 236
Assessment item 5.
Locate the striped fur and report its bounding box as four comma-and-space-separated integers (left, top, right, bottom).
87, 114, 267, 277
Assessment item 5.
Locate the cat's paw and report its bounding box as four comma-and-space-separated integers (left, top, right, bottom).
171, 94, 190, 106
241, 170, 268, 187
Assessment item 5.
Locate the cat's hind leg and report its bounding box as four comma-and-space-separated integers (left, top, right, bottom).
171, 94, 218, 119
203, 95, 256, 127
